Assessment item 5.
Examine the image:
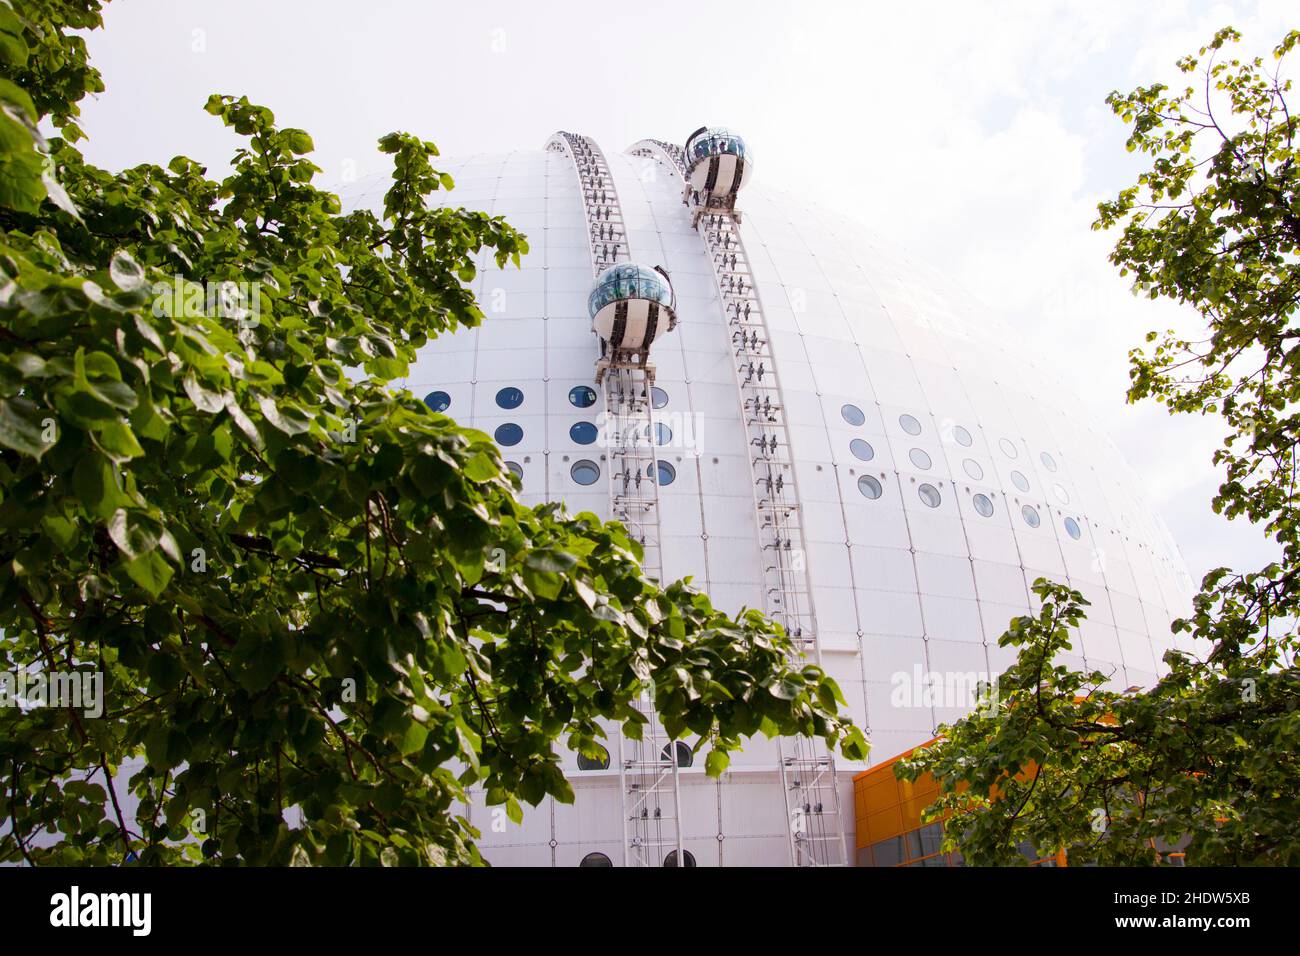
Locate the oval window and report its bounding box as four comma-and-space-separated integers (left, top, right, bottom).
953, 425, 973, 447
495, 386, 524, 410
1053, 483, 1070, 504
570, 421, 598, 445
505, 461, 523, 479
858, 475, 883, 500
650, 460, 676, 485
1040, 451, 1058, 472
569, 385, 597, 408
918, 483, 941, 508
972, 493, 994, 517
651, 387, 669, 409
999, 438, 1018, 458
494, 423, 523, 446
424, 390, 451, 413
1011, 470, 1030, 492
571, 460, 600, 485
577, 745, 610, 771
1022, 504, 1041, 528
1064, 516, 1082, 539
963, 459, 984, 481
646, 422, 672, 446
663, 850, 697, 868
841, 404, 866, 426
850, 438, 875, 461
909, 448, 932, 470
580, 852, 613, 868
660, 741, 692, 767
899, 413, 922, 435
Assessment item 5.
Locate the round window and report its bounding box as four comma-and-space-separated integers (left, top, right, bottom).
570, 421, 598, 445
909, 448, 932, 470
424, 390, 451, 413
650, 460, 676, 485
1053, 483, 1070, 504
569, 385, 597, 408
1064, 516, 1082, 539
505, 461, 523, 479
577, 745, 610, 771
1011, 470, 1030, 492
1022, 504, 1041, 528
664, 850, 697, 868
494, 423, 523, 446
645, 422, 671, 446
571, 460, 600, 485
963, 459, 984, 481
495, 386, 524, 410
953, 425, 973, 447
850, 438, 875, 461
651, 387, 669, 409
918, 483, 941, 508
841, 403, 866, 427
858, 475, 883, 500
972, 493, 994, 517
661, 741, 692, 767
1040, 451, 1058, 472
999, 438, 1018, 458
580, 852, 613, 868
899, 413, 922, 435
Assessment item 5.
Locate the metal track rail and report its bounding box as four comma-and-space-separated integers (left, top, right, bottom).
546, 131, 684, 868
628, 138, 846, 866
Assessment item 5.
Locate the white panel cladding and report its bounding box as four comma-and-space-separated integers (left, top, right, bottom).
339, 143, 1195, 866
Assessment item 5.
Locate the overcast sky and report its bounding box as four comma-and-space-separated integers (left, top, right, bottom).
73, 0, 1297, 584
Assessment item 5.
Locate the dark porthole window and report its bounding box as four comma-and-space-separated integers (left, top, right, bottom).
570, 421, 598, 445
569, 385, 597, 408
495, 423, 523, 446
850, 438, 875, 461
953, 425, 973, 447
1011, 470, 1030, 492
858, 475, 883, 500
899, 413, 922, 435
577, 745, 610, 771
999, 438, 1018, 458
646, 422, 672, 446
505, 461, 523, 479
963, 459, 984, 481
1040, 451, 1058, 472
918, 483, 941, 508
580, 852, 613, 868
909, 448, 932, 470
571, 460, 600, 485
649, 460, 676, 485
664, 850, 697, 868
424, 390, 451, 413
651, 386, 669, 409
1064, 516, 1082, 540
495, 386, 524, 410
1022, 504, 1041, 528
973, 493, 994, 517
841, 403, 866, 427
661, 741, 692, 767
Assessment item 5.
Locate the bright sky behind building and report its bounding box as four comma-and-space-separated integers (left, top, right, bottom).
74, 0, 1299, 583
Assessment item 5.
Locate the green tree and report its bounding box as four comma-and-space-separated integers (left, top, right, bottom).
899, 27, 1300, 866
0, 0, 865, 866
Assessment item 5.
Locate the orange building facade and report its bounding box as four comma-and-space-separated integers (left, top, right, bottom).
852, 741, 1067, 867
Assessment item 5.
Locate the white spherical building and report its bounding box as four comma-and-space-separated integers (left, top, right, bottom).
347, 130, 1195, 867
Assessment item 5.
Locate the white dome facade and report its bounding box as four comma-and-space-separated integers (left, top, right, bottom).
347, 136, 1195, 867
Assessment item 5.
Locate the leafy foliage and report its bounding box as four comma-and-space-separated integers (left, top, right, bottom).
0, 1, 864, 866
899, 28, 1300, 867
900, 579, 1299, 865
